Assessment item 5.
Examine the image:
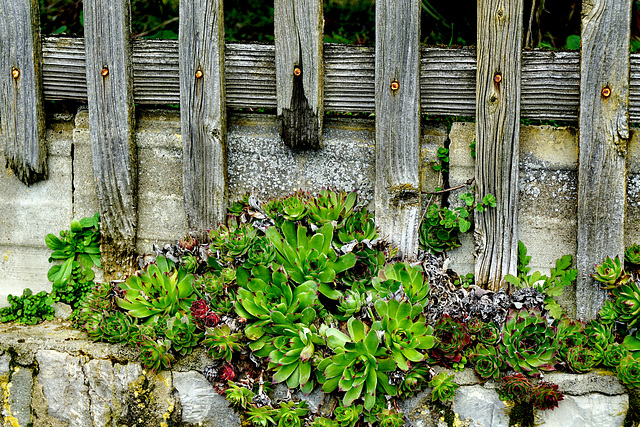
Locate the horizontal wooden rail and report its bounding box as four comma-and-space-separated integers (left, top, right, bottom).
40, 36, 640, 122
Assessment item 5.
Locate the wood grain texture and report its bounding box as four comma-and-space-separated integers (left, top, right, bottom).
375, 0, 421, 260
475, 0, 523, 291
39, 39, 595, 120
84, 0, 137, 280
274, 0, 324, 149
0, 0, 46, 185
576, 0, 631, 321
179, 0, 227, 239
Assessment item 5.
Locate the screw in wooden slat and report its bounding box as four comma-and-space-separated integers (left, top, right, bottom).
195, 69, 203, 79
390, 80, 399, 91
494, 73, 502, 84
11, 68, 20, 79
101, 67, 109, 77
601, 86, 611, 99
294, 67, 302, 77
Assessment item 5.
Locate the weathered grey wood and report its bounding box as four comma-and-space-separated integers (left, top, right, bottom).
475, 0, 523, 291
84, 0, 137, 280
375, 0, 421, 259
179, 0, 227, 239
40, 39, 596, 120
576, 0, 632, 321
274, 0, 324, 149
0, 0, 46, 185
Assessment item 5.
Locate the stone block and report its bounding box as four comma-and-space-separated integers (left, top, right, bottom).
0, 245, 54, 308
35, 349, 92, 427
174, 371, 241, 426
454, 385, 509, 427
537, 394, 628, 427
5, 365, 34, 427
544, 371, 626, 396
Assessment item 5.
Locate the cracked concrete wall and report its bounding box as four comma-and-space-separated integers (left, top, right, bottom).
2, 110, 640, 310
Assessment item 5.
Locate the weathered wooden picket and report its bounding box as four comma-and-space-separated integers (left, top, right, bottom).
0, 0, 635, 319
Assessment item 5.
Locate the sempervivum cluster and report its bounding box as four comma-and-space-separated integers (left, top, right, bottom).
500, 308, 558, 374
191, 298, 221, 329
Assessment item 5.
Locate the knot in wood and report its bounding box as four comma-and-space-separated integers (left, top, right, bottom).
293, 67, 302, 77
390, 80, 399, 91
195, 69, 204, 79
493, 73, 502, 84
601, 86, 611, 99
101, 67, 109, 77
11, 68, 19, 79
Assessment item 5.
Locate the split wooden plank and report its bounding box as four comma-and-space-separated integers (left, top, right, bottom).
576, 0, 632, 321
475, 0, 523, 291
179, 0, 227, 239
375, 0, 421, 259
84, 0, 137, 280
0, 0, 46, 185
274, 0, 324, 149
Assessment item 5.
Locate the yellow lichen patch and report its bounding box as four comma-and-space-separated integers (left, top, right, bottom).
1, 374, 21, 427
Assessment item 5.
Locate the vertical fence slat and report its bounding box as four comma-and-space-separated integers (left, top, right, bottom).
374, 0, 421, 259
0, 0, 46, 185
576, 0, 632, 320
474, 0, 523, 291
179, 0, 227, 238
274, 0, 324, 149
84, 0, 137, 280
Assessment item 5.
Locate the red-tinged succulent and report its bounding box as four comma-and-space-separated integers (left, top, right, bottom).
498, 373, 532, 403
530, 381, 564, 411
615, 280, 640, 328
554, 316, 586, 361
204, 311, 221, 328
466, 318, 484, 335
191, 298, 209, 319
500, 308, 558, 374
470, 344, 503, 380
179, 236, 197, 251
592, 256, 630, 289
477, 322, 501, 345
431, 314, 471, 366
603, 342, 629, 368
219, 363, 236, 381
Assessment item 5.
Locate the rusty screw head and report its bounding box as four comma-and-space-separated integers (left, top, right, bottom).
390, 80, 399, 91
494, 73, 502, 84
602, 86, 611, 98
101, 67, 109, 77
294, 67, 302, 77
195, 69, 204, 79
11, 68, 20, 79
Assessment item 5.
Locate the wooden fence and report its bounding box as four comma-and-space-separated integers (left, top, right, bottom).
0, 0, 635, 320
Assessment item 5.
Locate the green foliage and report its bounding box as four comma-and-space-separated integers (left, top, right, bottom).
378, 409, 405, 427
626, 244, 640, 266
275, 401, 309, 427
500, 308, 558, 374
431, 314, 470, 366
375, 262, 430, 307
498, 373, 532, 403
617, 354, 640, 388
419, 192, 496, 253
554, 316, 586, 361
46, 213, 100, 308
165, 315, 203, 356
0, 289, 54, 324
603, 343, 629, 368
319, 318, 397, 410
592, 256, 630, 289
139, 338, 175, 373
428, 372, 459, 402
116, 256, 196, 321
307, 189, 357, 226
225, 382, 255, 410
432, 147, 449, 173
372, 299, 436, 371
565, 345, 597, 373
333, 403, 362, 427
245, 405, 277, 427
470, 344, 503, 380
202, 324, 243, 362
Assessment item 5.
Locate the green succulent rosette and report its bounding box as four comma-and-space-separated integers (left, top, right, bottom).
466, 318, 484, 335
428, 372, 459, 402
616, 280, 640, 328
478, 322, 501, 345
603, 343, 629, 368
336, 290, 366, 321
101, 311, 132, 343
282, 191, 309, 222
139, 338, 175, 373
470, 344, 503, 380
310, 417, 339, 427
500, 308, 558, 374
246, 406, 276, 427
592, 256, 630, 289
307, 189, 357, 226
378, 410, 405, 427
431, 314, 470, 366
276, 401, 309, 427
617, 355, 640, 388
399, 365, 429, 398
334, 404, 362, 427
224, 381, 255, 409
319, 318, 397, 410
165, 315, 203, 356
554, 316, 586, 361
565, 345, 597, 373
598, 300, 621, 324
625, 244, 640, 266
202, 324, 243, 362
372, 299, 436, 371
